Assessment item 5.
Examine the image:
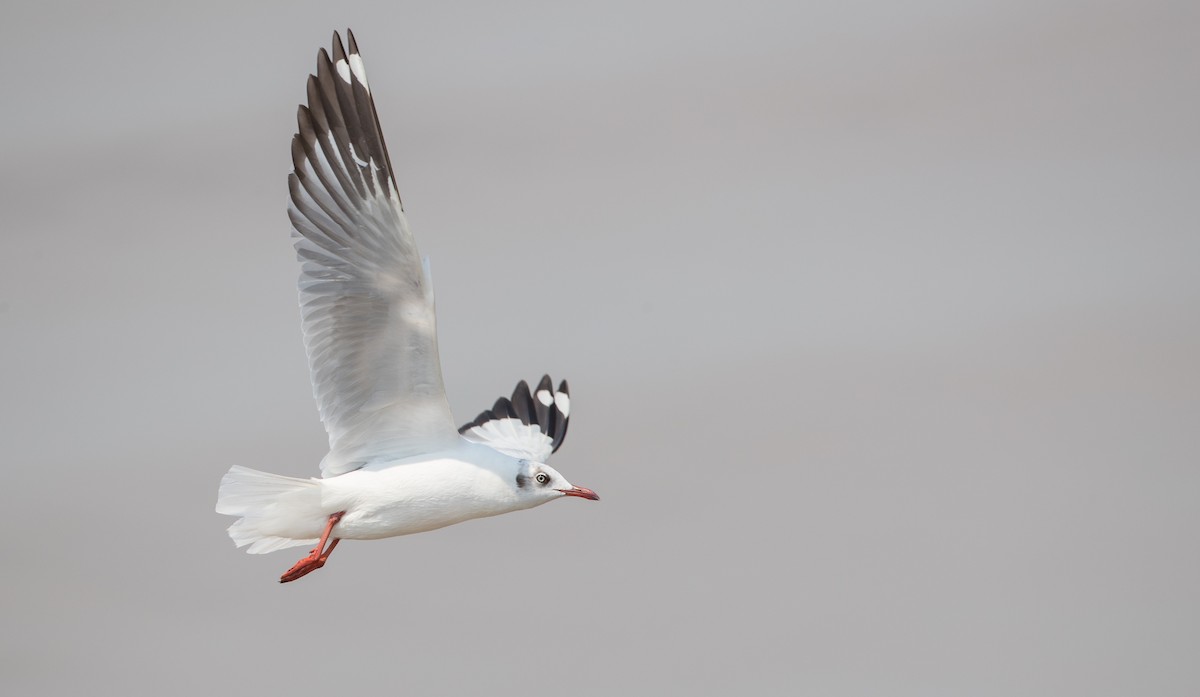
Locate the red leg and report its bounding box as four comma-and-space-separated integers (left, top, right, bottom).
280, 511, 345, 583
318, 537, 340, 562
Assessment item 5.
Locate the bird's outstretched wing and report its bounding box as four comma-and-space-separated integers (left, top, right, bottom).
459, 376, 571, 462
288, 30, 458, 477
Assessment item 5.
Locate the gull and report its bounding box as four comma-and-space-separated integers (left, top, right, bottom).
215, 30, 598, 583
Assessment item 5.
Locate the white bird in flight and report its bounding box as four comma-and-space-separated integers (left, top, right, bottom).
216, 30, 598, 583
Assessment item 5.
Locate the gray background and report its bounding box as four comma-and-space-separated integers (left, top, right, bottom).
2, 0, 1197, 694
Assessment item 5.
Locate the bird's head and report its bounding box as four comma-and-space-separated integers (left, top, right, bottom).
514, 461, 599, 505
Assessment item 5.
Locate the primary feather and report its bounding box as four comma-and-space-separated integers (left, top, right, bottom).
288, 31, 457, 477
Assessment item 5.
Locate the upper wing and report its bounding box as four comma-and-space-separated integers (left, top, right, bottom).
459, 376, 571, 462
288, 30, 458, 477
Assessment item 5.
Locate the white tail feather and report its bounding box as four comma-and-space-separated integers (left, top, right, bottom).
216, 466, 323, 554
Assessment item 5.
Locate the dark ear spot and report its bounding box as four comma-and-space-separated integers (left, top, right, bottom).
516, 473, 529, 489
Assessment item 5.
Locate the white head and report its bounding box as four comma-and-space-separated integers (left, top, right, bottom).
459, 376, 597, 510
513, 460, 599, 507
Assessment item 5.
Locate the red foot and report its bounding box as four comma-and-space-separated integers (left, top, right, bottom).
279, 512, 344, 584
279, 550, 330, 583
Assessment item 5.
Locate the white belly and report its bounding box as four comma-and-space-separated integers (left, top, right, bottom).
318, 455, 524, 540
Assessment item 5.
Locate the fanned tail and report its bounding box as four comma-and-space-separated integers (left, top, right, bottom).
216, 466, 323, 554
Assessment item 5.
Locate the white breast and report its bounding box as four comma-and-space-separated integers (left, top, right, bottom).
320, 446, 526, 540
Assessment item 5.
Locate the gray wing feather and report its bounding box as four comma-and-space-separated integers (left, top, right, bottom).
287, 31, 457, 477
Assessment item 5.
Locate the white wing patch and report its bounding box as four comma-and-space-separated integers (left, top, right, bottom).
335, 54, 369, 91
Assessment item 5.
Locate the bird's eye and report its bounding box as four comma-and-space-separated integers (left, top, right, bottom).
535, 473, 550, 485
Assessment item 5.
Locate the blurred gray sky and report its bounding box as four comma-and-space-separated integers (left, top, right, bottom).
2, 1, 1197, 695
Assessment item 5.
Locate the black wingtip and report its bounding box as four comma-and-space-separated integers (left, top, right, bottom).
347, 28, 360, 55
510, 380, 535, 426
331, 30, 348, 63
459, 376, 574, 456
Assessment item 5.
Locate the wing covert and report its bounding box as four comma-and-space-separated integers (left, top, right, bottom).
460, 376, 571, 462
